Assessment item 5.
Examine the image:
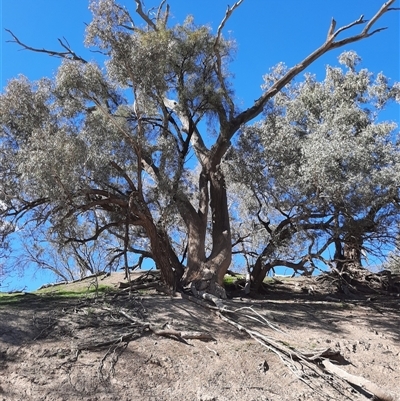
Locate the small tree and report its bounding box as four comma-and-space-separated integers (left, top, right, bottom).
1, 0, 398, 295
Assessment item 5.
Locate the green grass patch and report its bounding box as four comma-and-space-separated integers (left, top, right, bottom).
263, 276, 275, 283
0, 284, 114, 307
223, 275, 242, 285
36, 284, 112, 297
0, 292, 32, 306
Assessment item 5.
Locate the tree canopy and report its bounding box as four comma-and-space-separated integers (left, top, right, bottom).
1, 0, 399, 295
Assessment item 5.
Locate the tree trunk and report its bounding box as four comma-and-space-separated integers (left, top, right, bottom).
343, 233, 362, 267
251, 223, 294, 291
153, 224, 185, 289
335, 232, 363, 272
179, 165, 232, 298
207, 166, 232, 284
251, 244, 275, 292
130, 194, 184, 290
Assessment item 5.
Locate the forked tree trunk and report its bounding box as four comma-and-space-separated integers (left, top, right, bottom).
207, 167, 232, 284
180, 166, 232, 297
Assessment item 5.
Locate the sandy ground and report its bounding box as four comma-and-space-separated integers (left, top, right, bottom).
0, 273, 399, 401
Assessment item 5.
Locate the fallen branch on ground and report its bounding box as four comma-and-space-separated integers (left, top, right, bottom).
150, 328, 216, 341
322, 359, 398, 401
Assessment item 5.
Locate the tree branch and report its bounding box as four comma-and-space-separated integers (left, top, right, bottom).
156, 0, 170, 28
109, 161, 137, 193
227, 0, 398, 136
64, 222, 122, 244
163, 98, 210, 166
5, 29, 88, 63
330, 15, 366, 40
213, 1, 243, 119
216, 1, 244, 43
362, 0, 399, 35
135, 0, 157, 30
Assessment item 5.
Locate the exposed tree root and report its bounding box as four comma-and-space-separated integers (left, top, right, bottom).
316, 267, 400, 296
77, 330, 144, 351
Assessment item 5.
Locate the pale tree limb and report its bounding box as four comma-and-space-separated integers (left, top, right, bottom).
215, 0, 244, 43
156, 0, 170, 29
135, 0, 157, 30
217, 310, 353, 399
151, 327, 216, 341
183, 293, 384, 399
362, 1, 400, 36
329, 15, 366, 41
156, 0, 167, 21
163, 98, 210, 166
227, 0, 399, 136
322, 359, 398, 401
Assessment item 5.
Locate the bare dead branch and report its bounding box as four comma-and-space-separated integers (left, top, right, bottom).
213, 1, 243, 119
363, 0, 397, 35
322, 360, 397, 401
114, 3, 136, 29
216, 311, 352, 398
135, 0, 157, 30
226, 0, 398, 140
156, 0, 167, 20
152, 328, 216, 341
326, 18, 337, 40
163, 4, 170, 28
330, 15, 366, 41
215, 0, 244, 44
5, 29, 87, 63
156, 0, 170, 28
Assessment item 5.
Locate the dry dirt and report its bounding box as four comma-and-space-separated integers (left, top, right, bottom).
0, 272, 399, 401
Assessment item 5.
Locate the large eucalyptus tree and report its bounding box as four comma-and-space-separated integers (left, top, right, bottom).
0, 0, 398, 295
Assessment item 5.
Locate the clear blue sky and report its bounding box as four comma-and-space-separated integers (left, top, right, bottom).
1, 0, 399, 290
